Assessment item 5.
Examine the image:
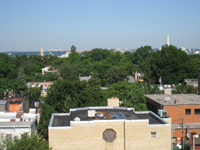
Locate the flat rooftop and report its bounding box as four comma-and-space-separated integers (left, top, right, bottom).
0, 121, 34, 128
50, 107, 168, 127
145, 94, 200, 105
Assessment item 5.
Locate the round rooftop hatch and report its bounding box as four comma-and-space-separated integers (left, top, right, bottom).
103, 129, 116, 142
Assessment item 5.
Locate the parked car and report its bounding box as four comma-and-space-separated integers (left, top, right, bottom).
176, 142, 182, 149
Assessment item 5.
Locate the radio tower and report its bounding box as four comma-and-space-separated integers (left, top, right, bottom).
167, 34, 169, 46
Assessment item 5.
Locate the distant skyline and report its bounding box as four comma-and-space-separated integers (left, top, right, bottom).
0, 0, 200, 51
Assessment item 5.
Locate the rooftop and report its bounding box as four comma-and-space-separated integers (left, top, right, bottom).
50, 107, 168, 127
145, 94, 200, 105
0, 121, 34, 128
0, 100, 8, 105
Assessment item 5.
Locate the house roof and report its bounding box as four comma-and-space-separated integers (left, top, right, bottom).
145, 94, 200, 106
49, 107, 169, 127
79, 76, 91, 81
0, 120, 35, 128
0, 100, 8, 105
128, 76, 135, 83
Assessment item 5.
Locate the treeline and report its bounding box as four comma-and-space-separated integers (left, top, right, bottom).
1, 44, 200, 89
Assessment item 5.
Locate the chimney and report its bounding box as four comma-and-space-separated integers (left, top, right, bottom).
107, 97, 119, 107
32, 81, 35, 84
53, 66, 55, 71
198, 68, 200, 95
16, 111, 23, 118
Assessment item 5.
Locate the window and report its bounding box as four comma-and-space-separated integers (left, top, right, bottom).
185, 109, 191, 115
195, 109, 200, 114
151, 132, 157, 139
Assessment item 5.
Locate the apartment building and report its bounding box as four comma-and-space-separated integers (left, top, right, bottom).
48, 98, 171, 150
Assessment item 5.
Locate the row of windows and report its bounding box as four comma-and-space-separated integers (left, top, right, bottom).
185, 109, 200, 115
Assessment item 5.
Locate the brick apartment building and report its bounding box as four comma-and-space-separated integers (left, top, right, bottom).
145, 94, 200, 145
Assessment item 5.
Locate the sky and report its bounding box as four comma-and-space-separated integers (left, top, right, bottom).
0, 0, 200, 51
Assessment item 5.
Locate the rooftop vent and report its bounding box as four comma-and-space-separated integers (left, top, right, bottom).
74, 117, 80, 121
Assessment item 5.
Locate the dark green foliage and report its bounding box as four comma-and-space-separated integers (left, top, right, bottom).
143, 82, 163, 94
108, 81, 147, 111
44, 79, 87, 112
104, 66, 128, 86
17, 67, 26, 82
58, 62, 80, 80
0, 78, 27, 96
86, 73, 101, 92
71, 45, 76, 53
38, 104, 57, 140
27, 87, 42, 107
82, 48, 113, 62
133, 45, 153, 65
0, 133, 51, 150
172, 84, 198, 94
150, 45, 189, 84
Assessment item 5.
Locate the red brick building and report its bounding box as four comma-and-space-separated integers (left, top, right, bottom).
145, 94, 200, 145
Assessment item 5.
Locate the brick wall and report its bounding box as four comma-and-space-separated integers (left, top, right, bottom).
49, 120, 171, 150
163, 105, 200, 124
9, 104, 21, 112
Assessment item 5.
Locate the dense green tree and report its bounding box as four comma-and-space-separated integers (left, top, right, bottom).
108, 81, 147, 111
172, 84, 197, 94
58, 62, 80, 80
44, 79, 86, 112
104, 66, 128, 86
0, 78, 27, 96
74, 90, 107, 107
133, 46, 153, 65
38, 104, 57, 140
0, 133, 51, 150
81, 48, 113, 62
17, 67, 26, 82
71, 45, 76, 52
92, 60, 112, 86
143, 82, 163, 94
86, 73, 101, 92
0, 54, 17, 79
150, 45, 188, 84
27, 87, 42, 107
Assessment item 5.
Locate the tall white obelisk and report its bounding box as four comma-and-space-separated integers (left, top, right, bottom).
167, 34, 169, 46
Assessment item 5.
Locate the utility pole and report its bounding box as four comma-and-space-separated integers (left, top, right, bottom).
182, 115, 184, 150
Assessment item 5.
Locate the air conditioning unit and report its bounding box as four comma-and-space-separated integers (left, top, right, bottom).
158, 109, 168, 118
88, 110, 96, 118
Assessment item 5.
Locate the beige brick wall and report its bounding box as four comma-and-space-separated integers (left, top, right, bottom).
49, 120, 171, 150
125, 121, 171, 150
49, 121, 124, 150
107, 98, 119, 107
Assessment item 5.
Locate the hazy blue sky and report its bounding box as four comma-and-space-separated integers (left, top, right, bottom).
0, 0, 199, 51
